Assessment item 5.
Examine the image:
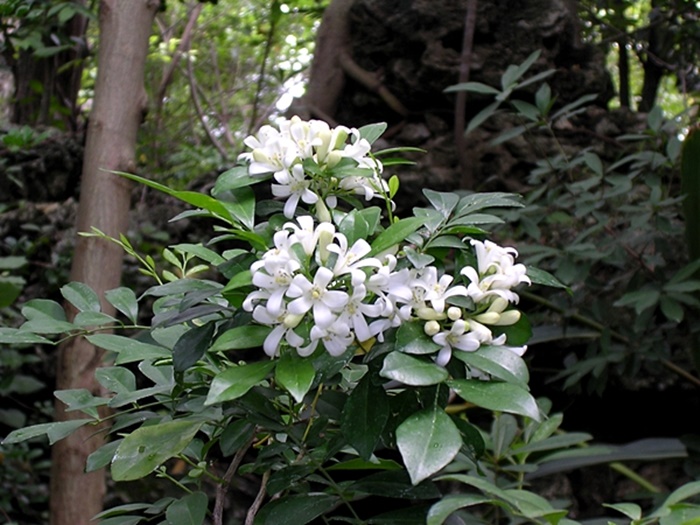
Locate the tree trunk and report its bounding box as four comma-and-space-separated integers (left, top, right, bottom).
49, 2, 158, 524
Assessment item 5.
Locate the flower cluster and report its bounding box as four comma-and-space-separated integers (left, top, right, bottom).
239, 116, 531, 369
238, 116, 389, 219
242, 216, 530, 366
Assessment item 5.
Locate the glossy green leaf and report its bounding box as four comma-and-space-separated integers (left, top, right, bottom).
209, 325, 272, 352
220, 186, 256, 230
219, 419, 255, 457
427, 494, 494, 525
275, 352, 315, 403
369, 217, 425, 256
205, 360, 275, 405
115, 171, 235, 225
603, 503, 642, 521
21, 299, 75, 334
396, 407, 462, 485
444, 81, 500, 95
61, 281, 101, 312
380, 352, 448, 386
358, 122, 388, 144
3, 418, 93, 445
395, 322, 441, 355
341, 372, 390, 460
86, 334, 170, 365
86, 439, 121, 472
0, 328, 51, 344
95, 367, 136, 395
423, 189, 459, 219
0, 276, 24, 308
338, 209, 370, 245
105, 287, 139, 324
526, 266, 571, 292
111, 420, 203, 481
54, 388, 109, 418
453, 345, 529, 386
173, 323, 215, 372
165, 492, 208, 525
326, 458, 402, 471
448, 379, 541, 421
214, 165, 263, 192
254, 494, 339, 525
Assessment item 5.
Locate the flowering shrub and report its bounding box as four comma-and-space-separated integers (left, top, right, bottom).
2, 117, 575, 524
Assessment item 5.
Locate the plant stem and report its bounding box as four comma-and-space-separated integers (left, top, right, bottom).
244, 470, 270, 525
610, 462, 661, 494
213, 435, 255, 525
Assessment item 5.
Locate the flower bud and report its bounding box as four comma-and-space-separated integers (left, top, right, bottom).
472, 312, 501, 325
493, 309, 521, 326
487, 297, 509, 314
315, 198, 332, 223
447, 306, 462, 321
325, 150, 343, 168
416, 307, 446, 321
424, 320, 440, 336
283, 313, 304, 328
315, 222, 336, 264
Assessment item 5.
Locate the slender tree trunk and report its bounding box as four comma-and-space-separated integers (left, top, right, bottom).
49, 2, 158, 524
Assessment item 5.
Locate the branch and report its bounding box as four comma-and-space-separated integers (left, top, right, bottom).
213, 436, 255, 525
454, 0, 478, 189
156, 2, 204, 113
185, 51, 229, 161
244, 470, 271, 525
338, 51, 409, 117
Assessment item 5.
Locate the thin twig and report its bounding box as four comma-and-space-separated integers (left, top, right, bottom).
244, 469, 271, 525
186, 48, 229, 161
248, 3, 277, 134
213, 435, 255, 525
454, 0, 478, 189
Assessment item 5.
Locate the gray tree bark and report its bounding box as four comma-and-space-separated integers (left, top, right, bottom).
49, 2, 159, 524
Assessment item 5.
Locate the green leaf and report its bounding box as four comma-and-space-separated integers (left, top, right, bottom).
275, 352, 316, 403
338, 209, 370, 245
491, 313, 532, 347
205, 360, 275, 405
341, 372, 390, 460
111, 420, 203, 481
444, 81, 500, 95
660, 296, 684, 323
0, 328, 51, 344
86, 334, 170, 365
326, 458, 402, 471
61, 282, 101, 312
466, 101, 501, 133
515, 432, 592, 455
448, 379, 541, 421
254, 494, 339, 525
358, 122, 388, 144
114, 171, 235, 225
614, 289, 660, 314
396, 407, 462, 485
219, 419, 255, 456
165, 492, 208, 525
380, 352, 448, 386
173, 323, 215, 372
213, 165, 263, 192
220, 186, 256, 230
3, 419, 94, 445
455, 192, 523, 216
423, 189, 459, 219
54, 389, 109, 418
86, 440, 121, 472
95, 367, 136, 395
395, 322, 442, 355
0, 275, 24, 308
526, 266, 571, 292
105, 287, 139, 324
21, 299, 75, 334
369, 217, 425, 256
453, 345, 529, 387
602, 503, 642, 521
427, 494, 495, 525
209, 325, 272, 352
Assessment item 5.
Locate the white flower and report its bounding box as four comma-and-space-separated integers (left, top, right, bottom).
411, 266, 469, 313
287, 266, 349, 328
462, 239, 531, 304
252, 305, 304, 356
272, 164, 319, 218
327, 234, 381, 281
298, 322, 354, 357
432, 319, 481, 366
336, 284, 383, 343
